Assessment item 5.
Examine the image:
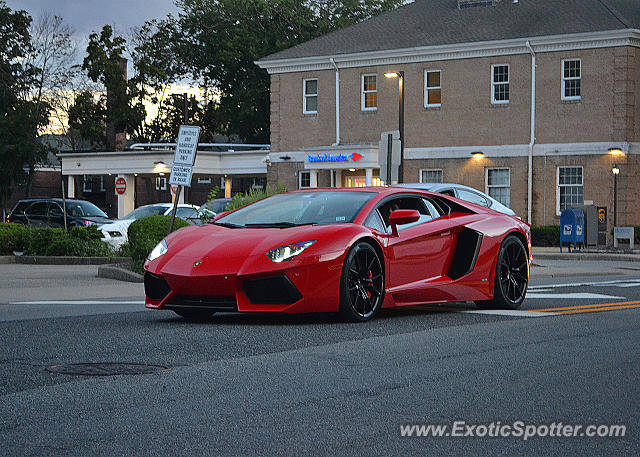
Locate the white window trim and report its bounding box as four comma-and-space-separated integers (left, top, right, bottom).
419, 168, 443, 183
361, 73, 377, 111
303, 78, 318, 114
99, 175, 105, 192
561, 58, 581, 101
491, 63, 510, 105
485, 167, 511, 206
424, 70, 442, 108
299, 171, 311, 189
83, 175, 92, 193
556, 165, 583, 215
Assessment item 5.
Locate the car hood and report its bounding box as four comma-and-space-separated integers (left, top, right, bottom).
151, 223, 362, 277
98, 219, 134, 233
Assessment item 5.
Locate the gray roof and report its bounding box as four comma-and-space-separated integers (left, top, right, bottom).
260, 0, 640, 62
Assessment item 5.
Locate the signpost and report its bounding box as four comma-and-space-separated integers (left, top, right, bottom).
168, 125, 201, 234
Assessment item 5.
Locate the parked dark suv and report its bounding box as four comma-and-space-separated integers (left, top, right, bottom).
7, 198, 112, 228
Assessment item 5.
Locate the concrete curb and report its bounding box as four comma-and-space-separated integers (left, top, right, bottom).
0, 256, 132, 265
533, 253, 640, 262
97, 264, 144, 283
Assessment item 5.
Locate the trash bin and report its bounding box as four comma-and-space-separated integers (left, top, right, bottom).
560, 208, 585, 252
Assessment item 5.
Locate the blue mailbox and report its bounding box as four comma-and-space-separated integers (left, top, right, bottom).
560, 208, 585, 252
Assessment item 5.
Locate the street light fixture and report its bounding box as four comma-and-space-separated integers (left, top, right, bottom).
471, 151, 485, 158
612, 164, 619, 227
385, 71, 404, 183
608, 147, 624, 156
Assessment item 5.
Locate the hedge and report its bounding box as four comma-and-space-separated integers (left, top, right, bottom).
0, 223, 112, 256
123, 215, 189, 273
531, 225, 560, 247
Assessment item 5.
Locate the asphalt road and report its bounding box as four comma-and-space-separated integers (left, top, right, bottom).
1, 265, 639, 456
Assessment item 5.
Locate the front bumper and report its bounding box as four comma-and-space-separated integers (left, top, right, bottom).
144, 255, 344, 314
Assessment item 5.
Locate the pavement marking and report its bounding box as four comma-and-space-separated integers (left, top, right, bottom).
526, 292, 625, 300
8, 300, 146, 306
534, 300, 640, 313
529, 279, 640, 290
459, 309, 557, 317
556, 304, 640, 315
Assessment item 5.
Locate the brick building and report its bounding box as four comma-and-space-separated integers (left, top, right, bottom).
257, 0, 640, 228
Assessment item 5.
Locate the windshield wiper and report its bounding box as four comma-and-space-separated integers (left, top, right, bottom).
212, 222, 243, 228
244, 222, 314, 228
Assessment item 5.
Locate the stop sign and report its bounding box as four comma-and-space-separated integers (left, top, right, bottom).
115, 177, 126, 195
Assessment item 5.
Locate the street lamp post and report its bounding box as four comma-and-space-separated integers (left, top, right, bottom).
384, 71, 404, 183
612, 164, 619, 227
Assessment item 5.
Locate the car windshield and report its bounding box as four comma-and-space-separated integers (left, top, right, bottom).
65, 201, 108, 218
123, 205, 168, 220
215, 191, 375, 228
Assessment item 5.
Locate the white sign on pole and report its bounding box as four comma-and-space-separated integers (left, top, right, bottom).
174, 125, 200, 166
169, 165, 194, 187
169, 125, 201, 188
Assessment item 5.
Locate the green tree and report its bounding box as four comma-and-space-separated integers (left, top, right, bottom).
83, 25, 146, 149
0, 1, 50, 210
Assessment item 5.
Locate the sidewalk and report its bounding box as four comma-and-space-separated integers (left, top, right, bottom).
532, 246, 640, 263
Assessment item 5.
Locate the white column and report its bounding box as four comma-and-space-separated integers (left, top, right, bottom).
67, 176, 75, 198
116, 174, 135, 219
365, 168, 373, 187
310, 170, 318, 188
335, 170, 342, 188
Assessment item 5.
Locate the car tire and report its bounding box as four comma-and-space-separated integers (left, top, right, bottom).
339, 241, 385, 322
173, 309, 215, 320
476, 235, 528, 310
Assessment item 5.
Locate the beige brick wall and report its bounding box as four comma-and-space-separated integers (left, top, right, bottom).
405, 154, 640, 228
272, 47, 636, 152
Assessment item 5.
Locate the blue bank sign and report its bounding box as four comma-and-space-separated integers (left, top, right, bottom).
306, 152, 363, 163
307, 153, 349, 163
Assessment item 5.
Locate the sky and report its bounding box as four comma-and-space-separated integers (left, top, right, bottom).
5, 0, 181, 37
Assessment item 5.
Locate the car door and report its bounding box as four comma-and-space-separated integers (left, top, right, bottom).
25, 201, 49, 227
47, 202, 66, 228
380, 196, 457, 305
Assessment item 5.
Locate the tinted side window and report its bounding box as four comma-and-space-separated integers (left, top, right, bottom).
456, 189, 489, 207
379, 196, 433, 232
28, 202, 49, 216
49, 203, 63, 216
364, 209, 386, 233
176, 207, 197, 219
11, 201, 29, 215
440, 189, 456, 197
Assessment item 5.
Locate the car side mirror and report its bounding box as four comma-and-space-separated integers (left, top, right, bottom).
389, 209, 420, 236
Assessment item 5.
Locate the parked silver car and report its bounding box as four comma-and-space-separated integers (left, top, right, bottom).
395, 183, 517, 216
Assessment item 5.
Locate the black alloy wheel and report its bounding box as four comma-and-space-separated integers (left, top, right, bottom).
477, 235, 528, 310
339, 242, 384, 322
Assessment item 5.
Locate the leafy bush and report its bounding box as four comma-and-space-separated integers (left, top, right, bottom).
0, 223, 30, 254
531, 225, 560, 247
127, 215, 190, 272
0, 224, 112, 256
226, 182, 287, 211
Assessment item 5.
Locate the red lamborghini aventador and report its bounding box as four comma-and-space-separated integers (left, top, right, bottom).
144, 187, 531, 321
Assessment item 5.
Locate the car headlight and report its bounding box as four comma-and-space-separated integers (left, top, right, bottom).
266, 240, 316, 263
148, 239, 168, 262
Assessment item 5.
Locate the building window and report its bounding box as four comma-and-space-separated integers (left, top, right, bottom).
299, 171, 311, 189
486, 168, 510, 207
424, 70, 441, 107
99, 176, 106, 192
197, 176, 212, 184
156, 177, 167, 191
83, 175, 92, 193
303, 78, 318, 114
557, 166, 583, 214
491, 64, 509, 104
420, 169, 443, 183
361, 74, 377, 111
562, 59, 581, 100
